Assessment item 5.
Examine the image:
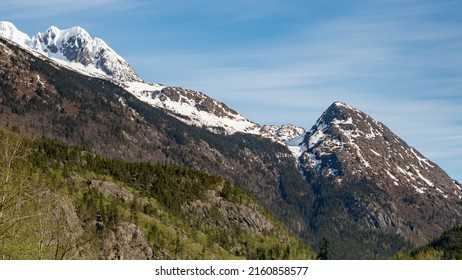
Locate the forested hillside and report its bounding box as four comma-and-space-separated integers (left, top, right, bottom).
393, 226, 462, 260
0, 129, 315, 259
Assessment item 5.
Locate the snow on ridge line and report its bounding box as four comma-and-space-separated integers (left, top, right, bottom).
1, 21, 313, 154
123, 81, 261, 135
0, 24, 296, 142
124, 82, 311, 156
0, 33, 112, 81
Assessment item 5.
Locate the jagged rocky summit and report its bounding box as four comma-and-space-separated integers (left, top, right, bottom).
0, 21, 141, 82
299, 102, 461, 200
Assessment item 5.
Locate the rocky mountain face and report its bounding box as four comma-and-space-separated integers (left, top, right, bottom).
297, 102, 462, 258
2, 22, 462, 259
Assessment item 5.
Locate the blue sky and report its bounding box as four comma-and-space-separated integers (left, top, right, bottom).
2, 0, 461, 181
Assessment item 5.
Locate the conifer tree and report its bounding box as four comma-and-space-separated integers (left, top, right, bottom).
317, 238, 329, 260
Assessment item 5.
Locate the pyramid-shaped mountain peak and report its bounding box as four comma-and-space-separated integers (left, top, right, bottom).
300, 102, 461, 203
297, 102, 462, 254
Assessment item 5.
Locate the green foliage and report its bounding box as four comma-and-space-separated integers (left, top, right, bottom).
0, 130, 315, 259
0, 129, 91, 259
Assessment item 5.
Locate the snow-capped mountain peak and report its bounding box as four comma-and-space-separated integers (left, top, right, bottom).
0, 21, 31, 48
0, 21, 141, 82
31, 25, 141, 82
298, 102, 461, 201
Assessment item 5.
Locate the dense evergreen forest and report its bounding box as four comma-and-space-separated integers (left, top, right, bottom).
0, 129, 315, 259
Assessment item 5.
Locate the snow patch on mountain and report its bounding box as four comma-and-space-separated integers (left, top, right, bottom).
412, 185, 426, 194
262, 124, 306, 142
285, 132, 307, 158
307, 121, 328, 149
261, 124, 308, 160
415, 168, 434, 187
386, 169, 398, 181
410, 148, 434, 168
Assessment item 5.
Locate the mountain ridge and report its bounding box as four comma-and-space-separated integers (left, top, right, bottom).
0, 21, 307, 143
